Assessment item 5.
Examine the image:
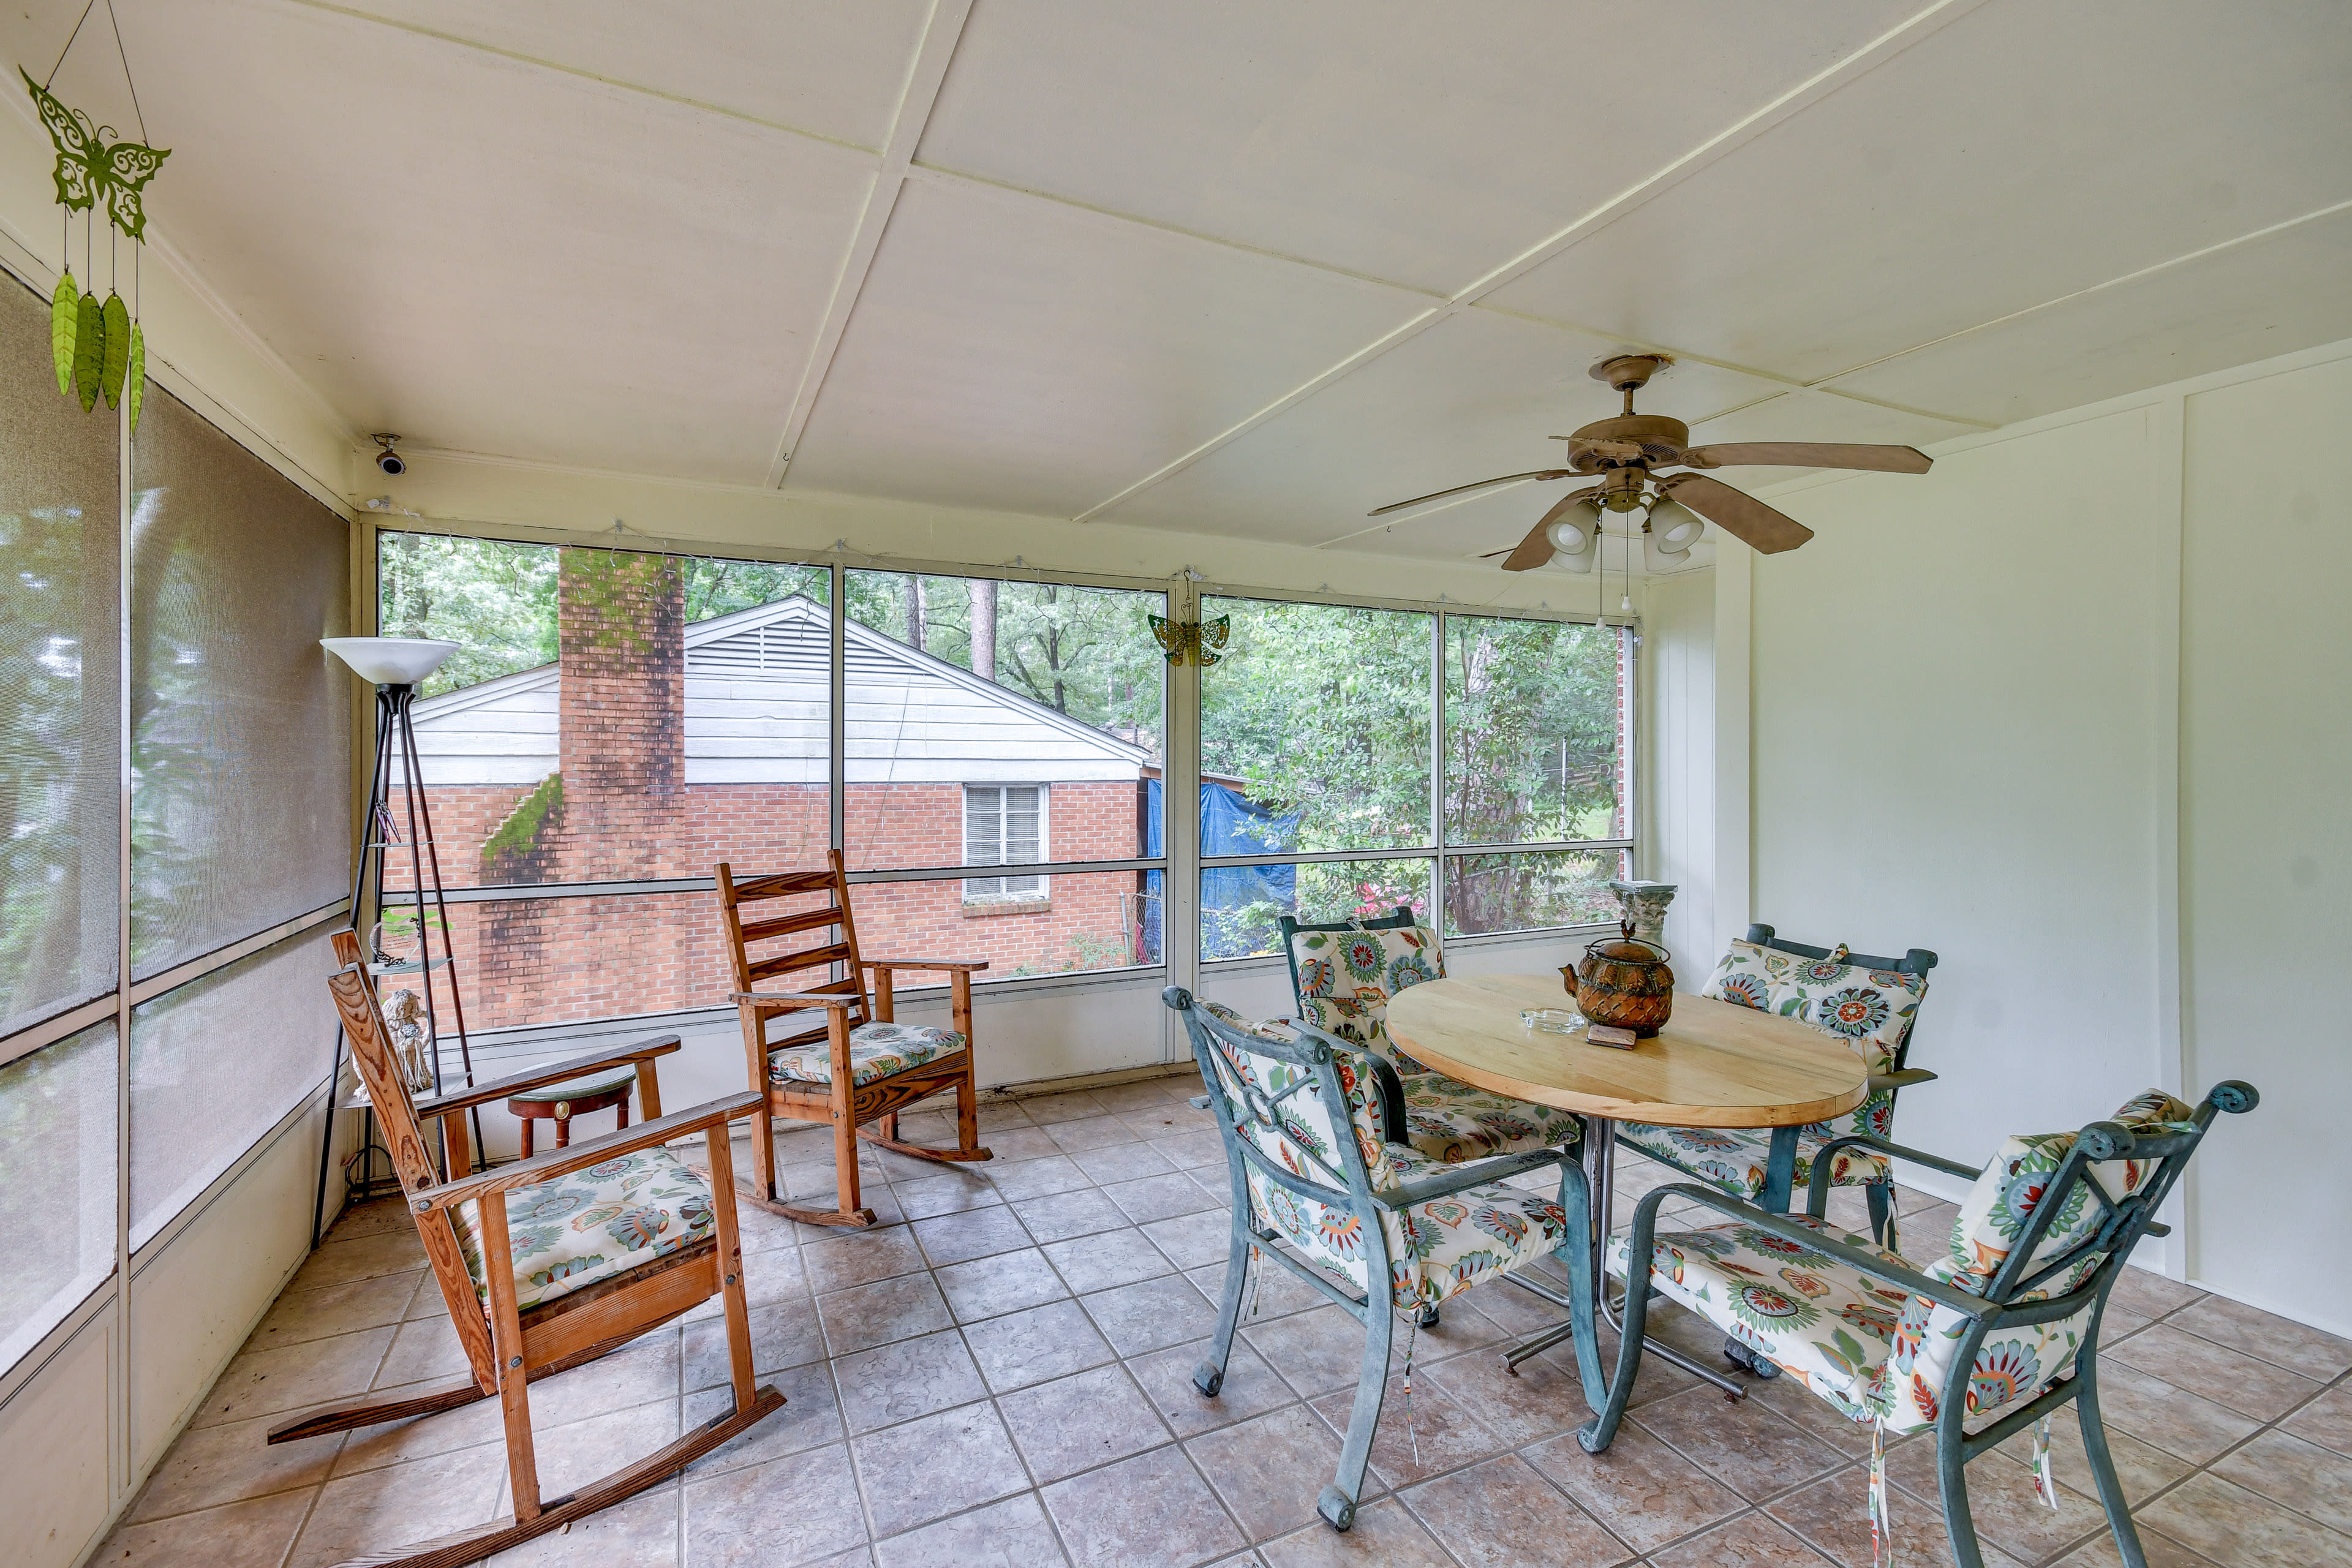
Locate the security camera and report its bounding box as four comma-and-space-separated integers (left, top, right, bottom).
371, 434, 407, 477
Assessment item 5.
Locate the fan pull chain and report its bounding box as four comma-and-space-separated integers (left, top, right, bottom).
2030, 1415, 2058, 1509
1869, 1415, 1894, 1567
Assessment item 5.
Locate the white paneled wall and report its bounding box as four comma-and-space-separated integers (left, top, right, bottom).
1718, 336, 2352, 1335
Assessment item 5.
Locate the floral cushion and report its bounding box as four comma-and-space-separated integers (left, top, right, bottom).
1288, 924, 1442, 1071
452, 1147, 716, 1313
769, 1021, 965, 1087
1605, 1214, 2087, 1434
1614, 1121, 1892, 1199
1397, 1072, 1583, 1163
1194, 1006, 1398, 1191
1942, 1088, 2193, 1288
1251, 1144, 1570, 1312
1610, 1087, 2192, 1434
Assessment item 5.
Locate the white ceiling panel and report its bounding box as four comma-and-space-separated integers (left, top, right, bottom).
92, 0, 875, 483
782, 175, 1425, 515
1482, 0, 2352, 388
1098, 307, 1790, 552
917, 0, 1919, 294
323, 1, 932, 151
1824, 206, 2352, 426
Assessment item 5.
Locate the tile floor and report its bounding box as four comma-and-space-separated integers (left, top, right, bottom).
100, 1072, 2352, 1567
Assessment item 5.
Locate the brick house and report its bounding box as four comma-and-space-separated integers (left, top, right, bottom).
393, 552, 1155, 1030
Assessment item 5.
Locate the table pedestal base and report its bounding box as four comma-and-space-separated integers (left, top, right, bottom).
1499, 1118, 1748, 1403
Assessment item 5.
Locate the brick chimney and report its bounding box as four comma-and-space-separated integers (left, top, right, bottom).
553, 547, 686, 880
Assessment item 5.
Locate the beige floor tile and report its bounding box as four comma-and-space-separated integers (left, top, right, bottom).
1019, 1090, 1112, 1126
2214, 1429, 2352, 1536
684, 1442, 866, 1567
682, 1361, 842, 1480
1308, 1370, 1506, 1490
2108, 1323, 2326, 1420
802, 1227, 926, 1294
1417, 1340, 1593, 1449
1190, 1403, 1359, 1542
2144, 1472, 2352, 1568
1637, 1384, 1845, 1501
192, 1325, 396, 1428
1885, 1436, 2112, 1566
2288, 1384, 2352, 1458
873, 1492, 1068, 1568
288, 1442, 513, 1568
2054, 1522, 2226, 1567
851, 1401, 1030, 1537
1400, 1453, 1630, 1567
1087, 1275, 1221, 1359
817, 1273, 952, 1357
92, 1487, 315, 1567
292, 1228, 429, 1292
1130, 1335, 1297, 1439
484, 1484, 682, 1566
249, 1268, 426, 1352
2169, 1294, 2352, 1380
330, 1380, 509, 1477
2088, 1360, 2262, 1464
127, 1409, 345, 1523
499, 1398, 682, 1510
833, 1329, 987, 1434
1526, 1416, 1743, 1554
1648, 1509, 1858, 1567
1042, 1445, 1247, 1568
935, 1246, 1070, 1323
1765, 1465, 1891, 1567
1000, 1363, 1174, 1484
1259, 1495, 1450, 1567
374, 1314, 474, 1388
530, 1330, 684, 1428
2106, 1265, 2205, 1321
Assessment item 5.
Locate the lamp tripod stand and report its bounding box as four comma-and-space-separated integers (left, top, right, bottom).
312, 641, 480, 1247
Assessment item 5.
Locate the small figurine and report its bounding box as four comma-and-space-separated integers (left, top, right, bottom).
383, 988, 437, 1093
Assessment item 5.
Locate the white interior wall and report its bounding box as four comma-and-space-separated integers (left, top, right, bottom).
1713, 337, 2352, 1335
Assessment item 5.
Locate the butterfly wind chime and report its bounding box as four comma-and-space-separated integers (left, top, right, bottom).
1150, 613, 1230, 667
24, 0, 170, 431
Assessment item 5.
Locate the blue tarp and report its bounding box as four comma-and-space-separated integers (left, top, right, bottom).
1142, 779, 1301, 960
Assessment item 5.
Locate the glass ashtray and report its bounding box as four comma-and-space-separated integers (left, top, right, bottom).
1521, 1008, 1586, 1036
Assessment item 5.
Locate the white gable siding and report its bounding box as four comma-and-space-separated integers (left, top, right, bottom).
409, 595, 1148, 788
408, 671, 560, 786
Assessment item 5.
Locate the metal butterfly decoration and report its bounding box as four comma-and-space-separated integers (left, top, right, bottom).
1150, 614, 1230, 668
23, 1, 170, 431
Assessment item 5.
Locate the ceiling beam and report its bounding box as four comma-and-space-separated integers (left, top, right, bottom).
1066, 0, 1995, 525
764, 0, 974, 489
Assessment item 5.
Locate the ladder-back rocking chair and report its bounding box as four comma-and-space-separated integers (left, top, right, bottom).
717, 852, 991, 1229
273, 931, 782, 1568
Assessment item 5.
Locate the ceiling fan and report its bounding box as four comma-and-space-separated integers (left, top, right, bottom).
1368, 354, 1933, 573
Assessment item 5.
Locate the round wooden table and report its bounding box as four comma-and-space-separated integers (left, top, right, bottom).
1387, 974, 1869, 1402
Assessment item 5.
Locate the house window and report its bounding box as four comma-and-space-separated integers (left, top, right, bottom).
964, 785, 1047, 902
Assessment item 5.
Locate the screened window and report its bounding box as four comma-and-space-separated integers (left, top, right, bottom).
964, 785, 1046, 901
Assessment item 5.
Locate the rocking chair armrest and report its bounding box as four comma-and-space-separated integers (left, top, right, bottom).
411, 1090, 764, 1214
1373, 1146, 1572, 1211
410, 1036, 683, 1118
860, 957, 990, 974
1866, 1067, 1939, 1094
733, 990, 862, 1010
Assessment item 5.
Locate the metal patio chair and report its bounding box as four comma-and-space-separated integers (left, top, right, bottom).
1166, 986, 1589, 1532
1581, 1079, 2258, 1568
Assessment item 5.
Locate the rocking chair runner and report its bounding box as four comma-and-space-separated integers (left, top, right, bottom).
277, 932, 782, 1568
717, 853, 990, 1229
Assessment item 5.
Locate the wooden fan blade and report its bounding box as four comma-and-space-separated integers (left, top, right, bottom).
1368, 470, 1573, 517
1500, 490, 1600, 572
1679, 442, 1931, 474
1657, 474, 1814, 554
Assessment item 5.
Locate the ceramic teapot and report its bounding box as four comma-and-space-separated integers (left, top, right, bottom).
1570, 922, 1675, 1037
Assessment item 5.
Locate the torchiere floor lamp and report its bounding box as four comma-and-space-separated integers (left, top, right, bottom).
312, 636, 481, 1247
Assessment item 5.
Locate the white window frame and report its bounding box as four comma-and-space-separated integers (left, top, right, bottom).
962, 783, 1051, 903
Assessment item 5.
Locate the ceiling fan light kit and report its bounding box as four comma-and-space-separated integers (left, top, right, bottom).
1382, 352, 1934, 574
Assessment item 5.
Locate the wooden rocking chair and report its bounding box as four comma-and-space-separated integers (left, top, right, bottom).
272, 930, 782, 1568
717, 852, 990, 1229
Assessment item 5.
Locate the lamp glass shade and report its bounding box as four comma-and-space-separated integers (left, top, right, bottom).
1649, 497, 1706, 551
1545, 502, 1599, 573
321, 637, 459, 685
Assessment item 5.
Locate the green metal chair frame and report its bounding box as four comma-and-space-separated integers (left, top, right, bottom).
1582, 1080, 2259, 1568
1275, 905, 1420, 1131
1164, 985, 1587, 1533
1623, 922, 1939, 1239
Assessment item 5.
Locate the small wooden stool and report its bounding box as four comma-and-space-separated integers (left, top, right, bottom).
507, 1064, 637, 1158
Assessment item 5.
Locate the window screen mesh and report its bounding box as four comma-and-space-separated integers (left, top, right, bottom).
0, 1022, 118, 1368
0, 277, 120, 1038
130, 927, 336, 1248
129, 387, 350, 978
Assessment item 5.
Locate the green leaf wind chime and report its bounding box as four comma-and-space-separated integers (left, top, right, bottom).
26, 0, 169, 431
